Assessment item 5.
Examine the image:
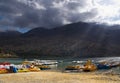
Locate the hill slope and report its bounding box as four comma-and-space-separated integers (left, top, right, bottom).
0, 22, 120, 59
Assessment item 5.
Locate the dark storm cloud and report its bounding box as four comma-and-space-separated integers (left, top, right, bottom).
0, 0, 98, 30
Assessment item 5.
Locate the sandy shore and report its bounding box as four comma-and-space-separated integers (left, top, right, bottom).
0, 71, 120, 83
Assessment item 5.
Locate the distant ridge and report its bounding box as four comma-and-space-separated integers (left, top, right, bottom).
0, 22, 120, 59
0, 31, 21, 38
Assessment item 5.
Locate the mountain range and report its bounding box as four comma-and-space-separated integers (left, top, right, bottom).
0, 22, 120, 59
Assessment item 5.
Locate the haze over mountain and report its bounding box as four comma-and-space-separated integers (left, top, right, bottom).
0, 22, 120, 59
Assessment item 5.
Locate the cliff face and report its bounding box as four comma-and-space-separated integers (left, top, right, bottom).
0, 22, 120, 58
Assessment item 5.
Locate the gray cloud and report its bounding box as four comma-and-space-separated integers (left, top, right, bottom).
0, 0, 98, 31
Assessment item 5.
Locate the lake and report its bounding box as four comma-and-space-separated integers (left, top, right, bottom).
0, 57, 120, 74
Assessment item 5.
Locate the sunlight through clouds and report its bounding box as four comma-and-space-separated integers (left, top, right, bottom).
16, 0, 120, 25
0, 0, 120, 31
91, 0, 120, 25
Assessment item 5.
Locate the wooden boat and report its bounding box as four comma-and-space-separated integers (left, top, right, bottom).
83, 60, 97, 72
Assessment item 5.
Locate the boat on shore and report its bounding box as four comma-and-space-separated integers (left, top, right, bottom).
96, 61, 120, 70
17, 68, 30, 72
35, 65, 51, 70
34, 59, 58, 65
65, 65, 82, 70
83, 60, 97, 72
0, 68, 9, 74
65, 60, 97, 72
22, 60, 50, 70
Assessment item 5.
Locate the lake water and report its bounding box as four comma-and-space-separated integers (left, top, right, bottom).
0, 57, 120, 74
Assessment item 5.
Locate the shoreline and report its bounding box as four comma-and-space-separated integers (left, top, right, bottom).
0, 71, 120, 83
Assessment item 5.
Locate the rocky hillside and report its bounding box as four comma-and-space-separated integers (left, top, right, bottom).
0, 22, 120, 59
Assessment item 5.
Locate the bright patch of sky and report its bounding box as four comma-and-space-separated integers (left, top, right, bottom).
91, 0, 120, 25
1, 0, 120, 32
17, 0, 120, 25
17, 28, 30, 33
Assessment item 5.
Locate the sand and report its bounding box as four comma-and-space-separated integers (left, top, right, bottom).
0, 71, 120, 83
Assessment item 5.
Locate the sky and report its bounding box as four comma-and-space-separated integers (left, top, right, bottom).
0, 0, 120, 32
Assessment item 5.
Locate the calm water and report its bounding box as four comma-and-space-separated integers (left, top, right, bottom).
0, 57, 120, 73
0, 58, 24, 64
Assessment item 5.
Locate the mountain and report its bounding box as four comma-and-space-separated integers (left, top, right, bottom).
0, 31, 22, 38
0, 22, 120, 59
23, 27, 50, 37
